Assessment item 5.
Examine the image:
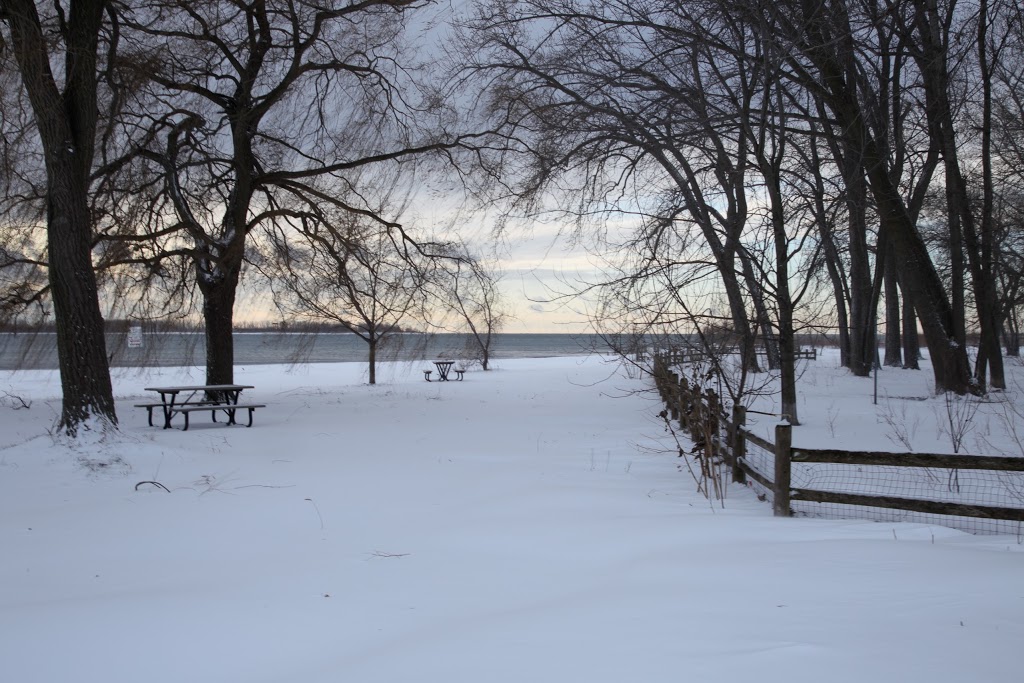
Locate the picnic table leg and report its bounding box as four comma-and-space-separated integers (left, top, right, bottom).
161, 393, 175, 429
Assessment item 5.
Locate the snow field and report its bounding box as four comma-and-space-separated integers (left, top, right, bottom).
0, 355, 1021, 682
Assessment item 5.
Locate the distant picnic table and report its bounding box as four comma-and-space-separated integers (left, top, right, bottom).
424, 361, 465, 382
137, 384, 264, 431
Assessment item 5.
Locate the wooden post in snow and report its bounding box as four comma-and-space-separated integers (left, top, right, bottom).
774, 422, 793, 517
731, 405, 747, 484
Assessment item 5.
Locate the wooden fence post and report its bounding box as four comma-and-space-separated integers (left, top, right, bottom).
690, 385, 703, 441
774, 422, 792, 517
679, 377, 690, 432
654, 356, 667, 402
705, 388, 720, 459
669, 371, 680, 421
676, 376, 686, 429
731, 405, 747, 484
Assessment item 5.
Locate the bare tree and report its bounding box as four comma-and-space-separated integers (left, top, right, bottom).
461, 0, 779, 373
259, 205, 432, 385
115, 0, 484, 385
443, 255, 506, 370
0, 0, 116, 435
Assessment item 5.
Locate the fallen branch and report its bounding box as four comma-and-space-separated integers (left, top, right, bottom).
134, 480, 170, 493
1, 391, 31, 410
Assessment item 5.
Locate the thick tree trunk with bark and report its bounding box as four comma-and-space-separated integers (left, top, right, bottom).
843, 155, 875, 377
198, 263, 241, 386
762, 172, 798, 424
201, 289, 237, 386
901, 282, 921, 369
48, 166, 118, 430
2, 0, 117, 435
874, 178, 972, 393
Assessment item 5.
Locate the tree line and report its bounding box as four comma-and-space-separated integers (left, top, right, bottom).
2, 0, 1022, 435
457, 0, 1024, 424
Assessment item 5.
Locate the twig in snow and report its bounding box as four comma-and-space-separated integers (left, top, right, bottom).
134, 480, 170, 493
1, 390, 31, 410
305, 497, 324, 530
368, 551, 410, 559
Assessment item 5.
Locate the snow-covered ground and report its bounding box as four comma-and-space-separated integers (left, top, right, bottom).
1, 353, 1022, 683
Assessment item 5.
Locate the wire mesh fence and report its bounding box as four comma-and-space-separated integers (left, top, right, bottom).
650, 353, 1024, 537
789, 461, 1024, 536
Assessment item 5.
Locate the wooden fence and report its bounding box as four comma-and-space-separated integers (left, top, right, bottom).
655, 345, 817, 367
651, 355, 1024, 528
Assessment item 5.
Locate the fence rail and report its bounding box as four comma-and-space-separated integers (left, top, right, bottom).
655, 345, 817, 367
651, 353, 1024, 534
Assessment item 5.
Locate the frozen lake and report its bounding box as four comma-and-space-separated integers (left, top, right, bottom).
0, 331, 612, 369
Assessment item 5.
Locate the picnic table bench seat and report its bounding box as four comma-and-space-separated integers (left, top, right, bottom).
134, 400, 221, 427
174, 403, 266, 431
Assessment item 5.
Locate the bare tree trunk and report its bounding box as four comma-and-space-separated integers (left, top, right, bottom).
811, 175, 851, 366
368, 336, 377, 385
762, 172, 798, 424
199, 275, 238, 386
737, 252, 778, 370
48, 169, 118, 430
1003, 319, 1020, 357
901, 281, 921, 369
721, 260, 762, 373
843, 153, 875, 377
884, 249, 902, 366
975, 0, 1005, 389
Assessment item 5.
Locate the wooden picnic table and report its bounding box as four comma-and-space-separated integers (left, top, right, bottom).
139, 384, 257, 430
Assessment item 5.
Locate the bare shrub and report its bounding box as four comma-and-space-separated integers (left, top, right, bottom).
879, 396, 921, 451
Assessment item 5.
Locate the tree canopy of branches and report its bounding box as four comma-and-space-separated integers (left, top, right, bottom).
442, 254, 506, 370
111, 0, 484, 385
459, 0, 1024, 401
259, 196, 433, 385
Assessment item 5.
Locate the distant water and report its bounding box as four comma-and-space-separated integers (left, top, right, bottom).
0, 332, 614, 370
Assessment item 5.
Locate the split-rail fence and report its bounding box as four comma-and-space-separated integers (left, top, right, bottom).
651, 354, 1024, 535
